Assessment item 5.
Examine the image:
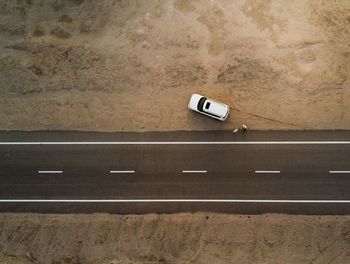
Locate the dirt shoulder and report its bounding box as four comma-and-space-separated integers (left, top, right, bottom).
0, 0, 349, 131
0, 213, 350, 264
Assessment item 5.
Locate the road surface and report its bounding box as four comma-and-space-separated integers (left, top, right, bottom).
0, 130, 349, 214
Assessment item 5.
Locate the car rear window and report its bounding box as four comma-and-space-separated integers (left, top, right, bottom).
205, 102, 211, 109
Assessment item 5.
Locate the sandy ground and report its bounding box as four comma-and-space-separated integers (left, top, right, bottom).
0, 213, 350, 264
0, 0, 349, 131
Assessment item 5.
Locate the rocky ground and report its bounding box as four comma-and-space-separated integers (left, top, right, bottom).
0, 0, 349, 131
1, 213, 350, 264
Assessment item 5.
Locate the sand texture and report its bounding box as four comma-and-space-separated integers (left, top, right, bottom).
0, 213, 350, 264
0, 0, 349, 131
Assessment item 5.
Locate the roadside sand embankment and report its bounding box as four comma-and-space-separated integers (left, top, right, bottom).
1, 213, 350, 264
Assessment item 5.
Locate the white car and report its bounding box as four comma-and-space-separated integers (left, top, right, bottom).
188, 94, 230, 121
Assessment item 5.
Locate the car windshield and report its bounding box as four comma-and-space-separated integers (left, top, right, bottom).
197, 97, 206, 111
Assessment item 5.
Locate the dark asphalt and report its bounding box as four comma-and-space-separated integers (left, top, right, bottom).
0, 130, 350, 214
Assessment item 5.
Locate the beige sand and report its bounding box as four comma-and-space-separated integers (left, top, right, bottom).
1, 213, 350, 264
0, 0, 349, 131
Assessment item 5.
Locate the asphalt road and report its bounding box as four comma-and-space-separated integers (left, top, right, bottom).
0, 130, 349, 214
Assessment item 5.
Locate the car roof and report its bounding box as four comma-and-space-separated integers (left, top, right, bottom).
204, 99, 228, 117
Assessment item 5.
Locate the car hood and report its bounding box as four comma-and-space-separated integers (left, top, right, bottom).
188, 94, 203, 110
